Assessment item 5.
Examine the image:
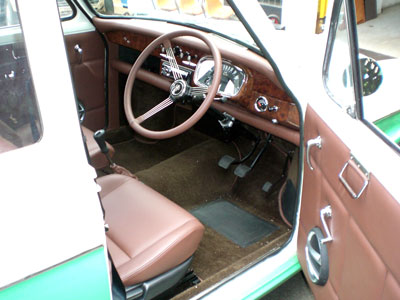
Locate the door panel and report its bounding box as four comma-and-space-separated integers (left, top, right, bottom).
298, 105, 400, 299
64, 31, 106, 131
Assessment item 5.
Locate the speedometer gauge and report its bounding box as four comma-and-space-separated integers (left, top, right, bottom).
193, 57, 246, 97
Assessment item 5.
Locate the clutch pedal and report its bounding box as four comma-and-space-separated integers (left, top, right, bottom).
218, 155, 236, 169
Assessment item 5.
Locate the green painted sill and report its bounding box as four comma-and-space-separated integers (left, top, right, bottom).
243, 255, 302, 300
374, 110, 400, 145
0, 247, 110, 300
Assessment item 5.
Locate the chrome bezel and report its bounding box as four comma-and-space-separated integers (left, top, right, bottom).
193, 56, 247, 98
254, 96, 269, 112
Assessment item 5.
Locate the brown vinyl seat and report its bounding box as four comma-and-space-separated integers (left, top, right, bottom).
97, 174, 204, 287
82, 126, 115, 169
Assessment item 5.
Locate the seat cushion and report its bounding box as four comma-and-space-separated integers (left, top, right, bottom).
82, 126, 115, 169
97, 174, 204, 286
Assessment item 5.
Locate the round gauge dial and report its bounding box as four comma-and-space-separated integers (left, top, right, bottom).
194, 57, 246, 97
255, 96, 268, 112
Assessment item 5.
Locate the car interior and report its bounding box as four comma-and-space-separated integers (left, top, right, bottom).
0, 2, 301, 299
67, 5, 302, 299
3, 1, 400, 299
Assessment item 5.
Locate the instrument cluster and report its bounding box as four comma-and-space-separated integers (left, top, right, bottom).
193, 56, 247, 98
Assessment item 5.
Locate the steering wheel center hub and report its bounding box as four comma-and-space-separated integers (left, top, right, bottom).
170, 79, 187, 100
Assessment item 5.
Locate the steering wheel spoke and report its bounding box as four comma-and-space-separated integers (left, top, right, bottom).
163, 40, 183, 81
136, 97, 174, 124
189, 85, 209, 97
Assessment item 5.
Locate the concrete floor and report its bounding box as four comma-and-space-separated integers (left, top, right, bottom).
357, 4, 400, 58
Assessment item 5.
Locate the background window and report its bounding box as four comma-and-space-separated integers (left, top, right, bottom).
57, 0, 74, 20
0, 0, 43, 154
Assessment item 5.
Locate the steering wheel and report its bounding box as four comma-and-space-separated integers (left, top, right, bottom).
124, 30, 222, 139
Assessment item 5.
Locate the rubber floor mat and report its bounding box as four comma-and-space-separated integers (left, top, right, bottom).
191, 200, 278, 248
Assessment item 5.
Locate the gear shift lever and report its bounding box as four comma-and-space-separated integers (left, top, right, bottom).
94, 129, 114, 165
93, 129, 137, 179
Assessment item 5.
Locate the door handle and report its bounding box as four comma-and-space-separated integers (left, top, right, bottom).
74, 44, 83, 64
320, 205, 332, 244
306, 136, 322, 170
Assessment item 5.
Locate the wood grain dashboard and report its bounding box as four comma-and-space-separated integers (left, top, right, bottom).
107, 30, 299, 130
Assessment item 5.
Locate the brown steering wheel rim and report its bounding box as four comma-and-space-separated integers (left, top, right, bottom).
124, 30, 222, 139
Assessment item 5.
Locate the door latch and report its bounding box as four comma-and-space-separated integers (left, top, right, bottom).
306, 136, 322, 171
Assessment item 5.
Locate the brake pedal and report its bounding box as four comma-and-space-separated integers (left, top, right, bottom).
234, 164, 251, 178
218, 155, 236, 169
233, 134, 272, 178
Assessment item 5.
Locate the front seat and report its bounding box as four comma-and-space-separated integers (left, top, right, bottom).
97, 174, 205, 299
82, 126, 115, 169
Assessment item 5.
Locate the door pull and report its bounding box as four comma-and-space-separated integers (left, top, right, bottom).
339, 155, 369, 199
306, 136, 322, 171
320, 205, 332, 244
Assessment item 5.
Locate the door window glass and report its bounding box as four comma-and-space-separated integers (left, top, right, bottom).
323, 0, 356, 112
357, 4, 400, 147
324, 0, 399, 149
0, 0, 43, 154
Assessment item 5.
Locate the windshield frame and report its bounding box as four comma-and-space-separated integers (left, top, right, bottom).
82, 0, 265, 54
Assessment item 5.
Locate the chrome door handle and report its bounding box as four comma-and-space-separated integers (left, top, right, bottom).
306, 136, 322, 171
339, 155, 369, 199
320, 206, 332, 244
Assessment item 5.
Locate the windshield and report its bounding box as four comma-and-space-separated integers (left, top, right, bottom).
87, 0, 277, 51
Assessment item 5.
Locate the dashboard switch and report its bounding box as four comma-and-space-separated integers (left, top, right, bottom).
268, 105, 279, 112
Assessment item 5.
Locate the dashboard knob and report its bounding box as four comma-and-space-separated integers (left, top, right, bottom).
255, 96, 269, 112
185, 51, 191, 61
174, 46, 182, 57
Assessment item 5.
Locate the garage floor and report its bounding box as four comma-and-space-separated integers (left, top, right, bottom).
357, 4, 400, 58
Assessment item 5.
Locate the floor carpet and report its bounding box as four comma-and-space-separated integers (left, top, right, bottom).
104, 128, 294, 299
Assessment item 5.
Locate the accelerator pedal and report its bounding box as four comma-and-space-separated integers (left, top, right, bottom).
218, 155, 236, 169
262, 181, 273, 193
